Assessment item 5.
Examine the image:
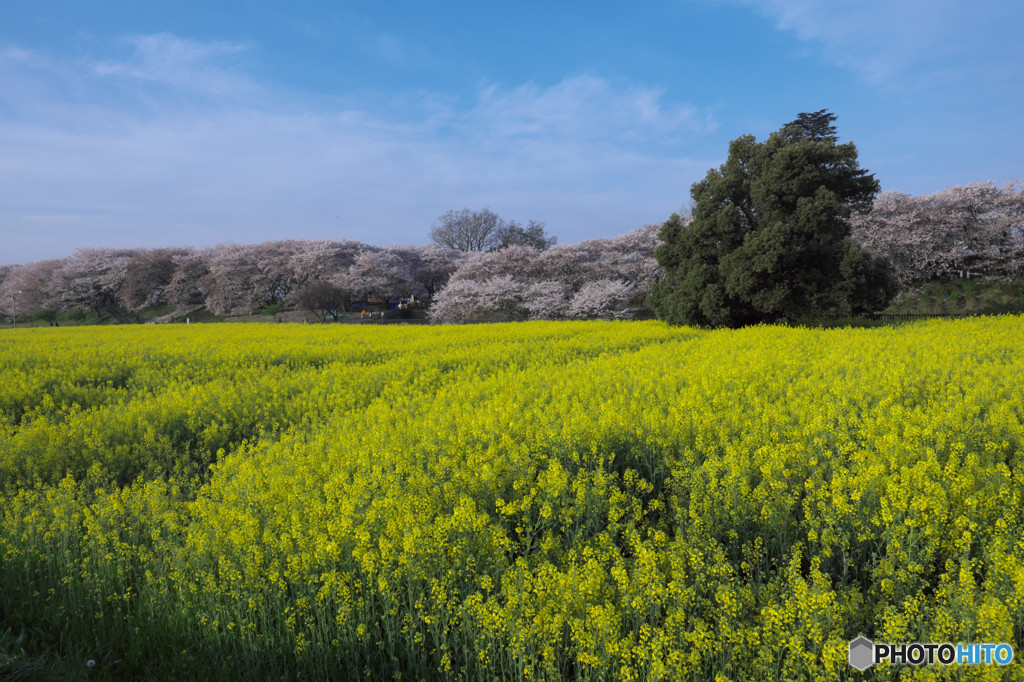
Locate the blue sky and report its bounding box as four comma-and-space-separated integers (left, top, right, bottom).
1, 0, 1021, 264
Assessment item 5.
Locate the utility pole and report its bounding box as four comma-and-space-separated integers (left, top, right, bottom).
6, 290, 21, 328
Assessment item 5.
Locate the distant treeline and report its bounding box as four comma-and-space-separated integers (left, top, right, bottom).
0, 227, 663, 323
2, 182, 1021, 323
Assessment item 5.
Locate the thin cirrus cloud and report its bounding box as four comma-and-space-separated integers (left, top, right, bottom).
91, 32, 254, 95
465, 76, 714, 147
0, 33, 711, 263
730, 0, 1022, 87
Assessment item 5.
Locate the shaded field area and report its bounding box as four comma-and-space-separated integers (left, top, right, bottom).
885, 280, 1024, 316
1, 320, 1023, 680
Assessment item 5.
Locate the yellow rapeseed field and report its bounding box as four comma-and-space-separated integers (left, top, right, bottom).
1, 319, 1022, 680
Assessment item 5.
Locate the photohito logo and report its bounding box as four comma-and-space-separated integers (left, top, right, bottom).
848, 637, 1015, 670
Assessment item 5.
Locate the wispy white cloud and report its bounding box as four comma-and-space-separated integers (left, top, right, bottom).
0, 46, 34, 63
0, 35, 713, 263
726, 0, 1024, 86
466, 76, 714, 145
92, 33, 253, 95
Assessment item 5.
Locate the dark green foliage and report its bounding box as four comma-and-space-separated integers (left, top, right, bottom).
650, 110, 896, 327
838, 240, 899, 315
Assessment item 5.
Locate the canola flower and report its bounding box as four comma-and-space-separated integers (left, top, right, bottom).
1, 319, 1023, 680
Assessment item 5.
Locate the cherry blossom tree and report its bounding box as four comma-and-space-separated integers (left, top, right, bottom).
121, 248, 192, 310
200, 245, 264, 315
600, 224, 662, 292
0, 265, 20, 322
428, 276, 534, 323
523, 281, 571, 320
288, 240, 363, 282
430, 224, 663, 322
387, 245, 465, 298
345, 250, 420, 303
165, 250, 211, 308
54, 248, 138, 320
1, 259, 65, 317
253, 240, 305, 305
198, 242, 310, 315
532, 240, 606, 290
932, 182, 1024, 278
448, 246, 543, 284
567, 279, 638, 320
851, 181, 1024, 284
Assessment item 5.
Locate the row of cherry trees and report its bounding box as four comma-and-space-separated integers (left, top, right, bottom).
0, 228, 661, 323
428, 225, 661, 322
2, 182, 1021, 323
850, 181, 1024, 284
0, 241, 464, 321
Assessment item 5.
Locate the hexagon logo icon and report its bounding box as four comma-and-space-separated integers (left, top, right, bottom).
849, 636, 874, 670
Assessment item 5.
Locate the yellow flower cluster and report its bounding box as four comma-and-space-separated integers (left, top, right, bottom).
1, 318, 1023, 680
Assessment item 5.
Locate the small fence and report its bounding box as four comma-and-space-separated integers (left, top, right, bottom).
860, 313, 975, 321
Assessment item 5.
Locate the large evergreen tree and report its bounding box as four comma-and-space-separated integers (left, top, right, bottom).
650, 110, 896, 327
